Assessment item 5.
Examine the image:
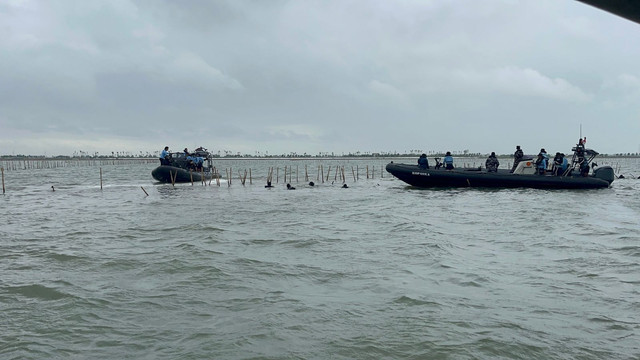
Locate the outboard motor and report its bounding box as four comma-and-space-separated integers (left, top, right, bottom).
593, 166, 615, 185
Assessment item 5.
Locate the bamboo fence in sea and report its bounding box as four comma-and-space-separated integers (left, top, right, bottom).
0, 158, 157, 171
0, 158, 387, 194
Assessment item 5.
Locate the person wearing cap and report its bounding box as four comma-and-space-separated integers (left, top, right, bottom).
485, 152, 499, 172
443, 151, 454, 170
535, 148, 548, 175
159, 146, 170, 165
417, 153, 429, 169
511, 145, 524, 173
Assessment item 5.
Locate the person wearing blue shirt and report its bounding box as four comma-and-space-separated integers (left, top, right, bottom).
417, 154, 429, 169
535, 148, 548, 175
159, 146, 170, 165
443, 151, 454, 170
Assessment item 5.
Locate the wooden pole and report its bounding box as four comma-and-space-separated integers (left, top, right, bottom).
305, 165, 308, 182
326, 166, 331, 182
1, 167, 5, 194
351, 166, 356, 182
100, 167, 103, 190
249, 168, 252, 184
296, 165, 299, 183
141, 186, 149, 196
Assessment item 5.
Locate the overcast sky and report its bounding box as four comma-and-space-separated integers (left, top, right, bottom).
1, 0, 639, 157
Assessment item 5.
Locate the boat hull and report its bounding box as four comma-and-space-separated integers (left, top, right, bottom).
385, 163, 613, 189
152, 166, 212, 183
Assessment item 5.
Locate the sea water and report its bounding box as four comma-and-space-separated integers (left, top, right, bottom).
1, 157, 639, 359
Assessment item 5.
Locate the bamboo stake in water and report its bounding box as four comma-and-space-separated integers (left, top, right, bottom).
249, 168, 252, 184
351, 166, 356, 182
1, 167, 5, 194
100, 167, 103, 190
326, 166, 331, 181
305, 165, 309, 182
141, 186, 149, 196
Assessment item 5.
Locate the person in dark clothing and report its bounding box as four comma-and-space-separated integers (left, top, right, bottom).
552, 152, 565, 176
485, 152, 499, 172
511, 145, 524, 173
579, 159, 590, 176
417, 154, 429, 169
574, 138, 585, 165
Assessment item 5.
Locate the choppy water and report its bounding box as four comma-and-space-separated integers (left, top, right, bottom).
1, 157, 639, 359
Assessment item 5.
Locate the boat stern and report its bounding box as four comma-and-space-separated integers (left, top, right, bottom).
593, 166, 615, 185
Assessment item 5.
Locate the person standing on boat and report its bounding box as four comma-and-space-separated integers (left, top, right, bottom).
579, 158, 590, 176
417, 154, 429, 169
160, 146, 170, 165
535, 148, 548, 175
574, 138, 586, 166
510, 145, 524, 173
443, 152, 454, 170
552, 152, 562, 175
485, 152, 499, 172
560, 153, 569, 175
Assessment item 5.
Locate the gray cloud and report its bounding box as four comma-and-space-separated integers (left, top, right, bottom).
1, 0, 640, 156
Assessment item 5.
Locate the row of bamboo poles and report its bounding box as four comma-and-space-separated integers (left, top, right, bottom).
173, 164, 384, 188
0, 163, 384, 195
0, 158, 157, 171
